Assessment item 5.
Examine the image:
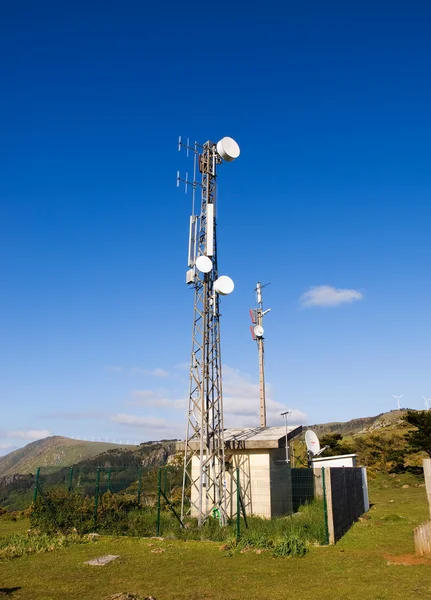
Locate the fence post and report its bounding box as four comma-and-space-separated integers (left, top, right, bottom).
236, 467, 240, 542
93, 467, 101, 531
137, 467, 143, 506
68, 467, 73, 492
33, 467, 40, 503
156, 468, 162, 536
163, 467, 168, 496
322, 467, 330, 545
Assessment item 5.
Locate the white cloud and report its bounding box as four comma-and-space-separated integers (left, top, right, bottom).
7, 429, 52, 440
106, 365, 125, 373
0, 442, 16, 449
130, 390, 186, 410
108, 365, 170, 378
110, 414, 171, 430
143, 368, 170, 378
222, 366, 306, 428
300, 285, 364, 308
37, 411, 102, 420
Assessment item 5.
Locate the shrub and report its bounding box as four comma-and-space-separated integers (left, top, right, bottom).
273, 533, 307, 557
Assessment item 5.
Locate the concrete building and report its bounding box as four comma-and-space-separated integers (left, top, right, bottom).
182, 425, 302, 519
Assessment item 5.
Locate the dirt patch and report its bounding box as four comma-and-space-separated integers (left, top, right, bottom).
384, 553, 431, 566
103, 595, 156, 600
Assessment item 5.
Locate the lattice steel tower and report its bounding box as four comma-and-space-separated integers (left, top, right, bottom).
177, 136, 240, 526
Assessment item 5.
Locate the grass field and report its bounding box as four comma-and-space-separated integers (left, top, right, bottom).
1, 474, 431, 600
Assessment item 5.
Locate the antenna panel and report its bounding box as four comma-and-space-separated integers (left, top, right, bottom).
186, 268, 195, 285
206, 203, 214, 256
249, 309, 257, 324
188, 216, 197, 267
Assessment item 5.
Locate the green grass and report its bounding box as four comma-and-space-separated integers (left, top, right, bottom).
0, 517, 30, 537
0, 474, 430, 600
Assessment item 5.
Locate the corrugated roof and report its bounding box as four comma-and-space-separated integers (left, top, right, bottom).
224, 426, 302, 449
176, 425, 303, 452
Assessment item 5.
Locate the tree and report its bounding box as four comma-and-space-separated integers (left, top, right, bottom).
320, 433, 353, 457
354, 432, 406, 472
404, 410, 431, 456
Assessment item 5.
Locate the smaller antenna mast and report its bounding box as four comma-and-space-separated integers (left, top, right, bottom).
281, 410, 291, 463
392, 394, 404, 410
250, 282, 271, 427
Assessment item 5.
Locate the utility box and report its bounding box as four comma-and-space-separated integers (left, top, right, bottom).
311, 453, 357, 468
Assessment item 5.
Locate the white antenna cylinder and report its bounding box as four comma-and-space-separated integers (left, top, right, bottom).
195, 255, 212, 273
214, 275, 234, 295
216, 137, 240, 162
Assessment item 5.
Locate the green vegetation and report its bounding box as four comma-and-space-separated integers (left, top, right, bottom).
0, 474, 430, 600
0, 530, 97, 560
404, 410, 431, 456
30, 487, 327, 551
292, 410, 430, 475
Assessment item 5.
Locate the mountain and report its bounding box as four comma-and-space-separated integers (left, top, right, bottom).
0, 436, 136, 478
309, 409, 408, 437
0, 437, 178, 510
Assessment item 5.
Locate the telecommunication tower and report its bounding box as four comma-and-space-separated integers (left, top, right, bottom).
178, 136, 240, 526
249, 282, 271, 427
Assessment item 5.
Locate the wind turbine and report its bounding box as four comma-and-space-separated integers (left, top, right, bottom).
423, 396, 431, 411
393, 394, 404, 410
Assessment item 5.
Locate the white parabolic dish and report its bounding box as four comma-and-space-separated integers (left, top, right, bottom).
216, 137, 240, 162
195, 255, 212, 273
305, 430, 320, 455
254, 325, 264, 338
214, 275, 234, 295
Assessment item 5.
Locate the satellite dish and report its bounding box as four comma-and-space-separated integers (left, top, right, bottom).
305, 430, 320, 456
214, 275, 234, 295
254, 325, 264, 338
216, 137, 240, 162
195, 255, 212, 273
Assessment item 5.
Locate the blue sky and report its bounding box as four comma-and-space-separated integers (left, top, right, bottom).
1, 1, 430, 454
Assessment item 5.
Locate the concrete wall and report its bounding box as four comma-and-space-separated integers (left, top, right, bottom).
190, 449, 293, 519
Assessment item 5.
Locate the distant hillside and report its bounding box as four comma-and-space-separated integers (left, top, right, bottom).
310, 409, 408, 437
0, 437, 178, 510
0, 436, 136, 477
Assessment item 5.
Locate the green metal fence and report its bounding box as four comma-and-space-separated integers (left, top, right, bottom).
1, 463, 330, 545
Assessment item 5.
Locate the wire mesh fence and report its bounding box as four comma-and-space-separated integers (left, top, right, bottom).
0, 463, 332, 548
28, 464, 329, 543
